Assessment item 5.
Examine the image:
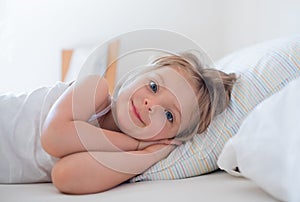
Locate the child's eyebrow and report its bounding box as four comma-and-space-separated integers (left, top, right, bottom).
153, 72, 165, 85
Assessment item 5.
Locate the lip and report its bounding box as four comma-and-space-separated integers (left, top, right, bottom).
131, 100, 146, 125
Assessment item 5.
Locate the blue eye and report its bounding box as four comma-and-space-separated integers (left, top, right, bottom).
149, 81, 158, 93
165, 110, 174, 123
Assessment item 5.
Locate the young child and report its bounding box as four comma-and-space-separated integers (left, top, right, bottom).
0, 52, 236, 194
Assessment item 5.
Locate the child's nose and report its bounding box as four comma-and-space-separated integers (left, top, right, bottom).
144, 98, 152, 112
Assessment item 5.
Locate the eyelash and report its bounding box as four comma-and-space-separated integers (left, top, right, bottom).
148, 80, 174, 123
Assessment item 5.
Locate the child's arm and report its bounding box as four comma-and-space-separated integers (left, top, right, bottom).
41, 75, 141, 158
51, 144, 175, 194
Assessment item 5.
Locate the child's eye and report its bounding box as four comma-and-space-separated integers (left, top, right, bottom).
149, 81, 158, 93
165, 110, 174, 123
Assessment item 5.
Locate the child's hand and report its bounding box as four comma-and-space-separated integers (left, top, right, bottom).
157, 138, 182, 146
142, 143, 176, 161
137, 138, 182, 150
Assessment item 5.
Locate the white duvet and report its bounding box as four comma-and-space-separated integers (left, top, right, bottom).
218, 77, 300, 202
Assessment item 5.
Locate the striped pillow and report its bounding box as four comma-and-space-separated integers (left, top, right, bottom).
130, 35, 300, 182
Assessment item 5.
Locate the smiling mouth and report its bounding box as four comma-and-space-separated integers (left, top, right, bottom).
131, 101, 146, 125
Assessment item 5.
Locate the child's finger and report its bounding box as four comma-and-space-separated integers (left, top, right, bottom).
159, 139, 182, 146
170, 139, 182, 146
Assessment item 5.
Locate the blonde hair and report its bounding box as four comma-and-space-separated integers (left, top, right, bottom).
149, 52, 237, 140
113, 52, 237, 141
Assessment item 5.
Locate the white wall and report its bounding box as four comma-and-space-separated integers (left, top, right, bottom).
0, 0, 300, 92
221, 0, 300, 54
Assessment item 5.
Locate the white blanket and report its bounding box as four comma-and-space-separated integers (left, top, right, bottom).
218, 77, 300, 202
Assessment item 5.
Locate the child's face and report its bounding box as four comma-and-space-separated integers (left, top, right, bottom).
114, 66, 199, 141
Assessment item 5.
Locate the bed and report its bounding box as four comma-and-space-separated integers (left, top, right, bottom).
0, 171, 278, 202
2, 34, 299, 202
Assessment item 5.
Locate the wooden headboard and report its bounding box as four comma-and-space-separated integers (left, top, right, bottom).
61, 40, 120, 94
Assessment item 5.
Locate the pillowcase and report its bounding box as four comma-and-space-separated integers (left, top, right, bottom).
130, 35, 300, 182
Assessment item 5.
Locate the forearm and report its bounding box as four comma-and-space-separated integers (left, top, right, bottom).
42, 120, 139, 158
51, 145, 174, 194
73, 120, 141, 152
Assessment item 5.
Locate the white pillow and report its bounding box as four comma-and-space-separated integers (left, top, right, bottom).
218, 76, 300, 201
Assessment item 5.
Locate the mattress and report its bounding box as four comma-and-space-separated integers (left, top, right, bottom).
0, 171, 278, 202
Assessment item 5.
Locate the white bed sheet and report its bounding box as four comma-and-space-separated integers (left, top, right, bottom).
0, 171, 278, 202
